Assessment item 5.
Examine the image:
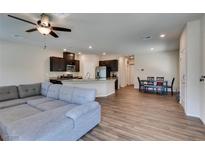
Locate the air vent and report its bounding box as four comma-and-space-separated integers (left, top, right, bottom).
141, 33, 152, 40
13, 34, 24, 39
144, 36, 152, 40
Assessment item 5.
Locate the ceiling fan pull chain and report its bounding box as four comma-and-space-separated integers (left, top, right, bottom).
43, 36, 47, 50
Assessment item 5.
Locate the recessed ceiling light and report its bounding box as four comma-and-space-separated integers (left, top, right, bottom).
78, 52, 81, 55
63, 48, 67, 51
102, 52, 106, 56
150, 48, 154, 51
160, 34, 166, 38
89, 45, 92, 49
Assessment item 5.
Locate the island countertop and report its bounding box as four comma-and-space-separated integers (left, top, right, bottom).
61, 78, 116, 83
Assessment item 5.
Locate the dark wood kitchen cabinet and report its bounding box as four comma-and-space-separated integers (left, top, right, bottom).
63, 52, 80, 72
63, 52, 75, 62
50, 57, 66, 72
66, 60, 75, 65
75, 60, 80, 72
99, 61, 106, 67
99, 60, 118, 71
110, 60, 118, 71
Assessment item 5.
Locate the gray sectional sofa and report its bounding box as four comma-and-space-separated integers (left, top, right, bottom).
0, 82, 101, 141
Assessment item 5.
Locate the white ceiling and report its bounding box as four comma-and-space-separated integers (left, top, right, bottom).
0, 13, 202, 55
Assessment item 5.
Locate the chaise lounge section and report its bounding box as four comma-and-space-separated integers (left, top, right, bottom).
0, 82, 101, 141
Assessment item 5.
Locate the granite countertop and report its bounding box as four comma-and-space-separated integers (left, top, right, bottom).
61, 78, 116, 83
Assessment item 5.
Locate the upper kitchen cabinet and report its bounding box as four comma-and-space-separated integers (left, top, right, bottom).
99, 61, 106, 67
99, 60, 118, 71
50, 57, 66, 72
110, 60, 118, 71
75, 60, 80, 72
63, 52, 75, 62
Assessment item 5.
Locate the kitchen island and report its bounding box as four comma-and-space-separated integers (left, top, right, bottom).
61, 78, 116, 97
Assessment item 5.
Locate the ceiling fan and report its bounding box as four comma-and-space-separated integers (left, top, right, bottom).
8, 14, 71, 38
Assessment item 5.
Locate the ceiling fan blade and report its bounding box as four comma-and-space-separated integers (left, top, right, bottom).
52, 27, 71, 32
26, 28, 37, 32
8, 15, 36, 25
50, 31, 59, 38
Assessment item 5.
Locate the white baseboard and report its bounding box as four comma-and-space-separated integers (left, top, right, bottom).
96, 91, 115, 97
200, 117, 205, 125
185, 112, 200, 118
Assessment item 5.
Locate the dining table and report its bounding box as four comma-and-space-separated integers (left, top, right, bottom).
140, 80, 168, 95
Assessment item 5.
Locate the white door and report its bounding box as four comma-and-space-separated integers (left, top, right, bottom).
201, 40, 205, 123
127, 64, 134, 85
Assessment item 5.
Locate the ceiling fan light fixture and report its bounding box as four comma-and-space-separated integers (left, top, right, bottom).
41, 14, 49, 26
37, 26, 51, 35
8, 14, 71, 38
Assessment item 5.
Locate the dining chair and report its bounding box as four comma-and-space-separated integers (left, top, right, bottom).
145, 76, 155, 92
156, 77, 164, 86
147, 77, 155, 85
167, 78, 175, 95
137, 77, 144, 92
156, 77, 165, 94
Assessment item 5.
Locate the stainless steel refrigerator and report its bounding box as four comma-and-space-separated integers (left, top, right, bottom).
96, 66, 107, 79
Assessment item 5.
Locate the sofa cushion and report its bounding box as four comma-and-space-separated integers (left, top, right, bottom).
47, 84, 62, 99
35, 100, 77, 111
20, 95, 45, 103
59, 86, 74, 103
0, 86, 18, 102
1, 105, 74, 141
0, 104, 42, 140
18, 83, 41, 98
65, 101, 100, 121
0, 104, 41, 124
27, 97, 54, 106
0, 99, 25, 109
71, 87, 96, 104
0, 96, 44, 110
41, 82, 52, 96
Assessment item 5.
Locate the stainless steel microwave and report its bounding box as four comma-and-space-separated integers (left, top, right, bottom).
66, 65, 76, 72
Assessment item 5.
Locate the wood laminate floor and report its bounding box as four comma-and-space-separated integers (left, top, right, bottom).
80, 86, 205, 141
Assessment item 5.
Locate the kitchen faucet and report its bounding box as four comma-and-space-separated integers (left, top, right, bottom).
85, 72, 91, 79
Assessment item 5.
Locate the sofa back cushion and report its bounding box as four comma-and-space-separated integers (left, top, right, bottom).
47, 84, 62, 99
0, 86, 19, 102
41, 82, 52, 96
59, 86, 74, 103
71, 87, 96, 104
18, 83, 41, 98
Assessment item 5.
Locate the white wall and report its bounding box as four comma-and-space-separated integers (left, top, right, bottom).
0, 40, 63, 86
134, 51, 179, 91
78, 54, 99, 79
118, 57, 128, 87
179, 27, 187, 109
99, 54, 120, 61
